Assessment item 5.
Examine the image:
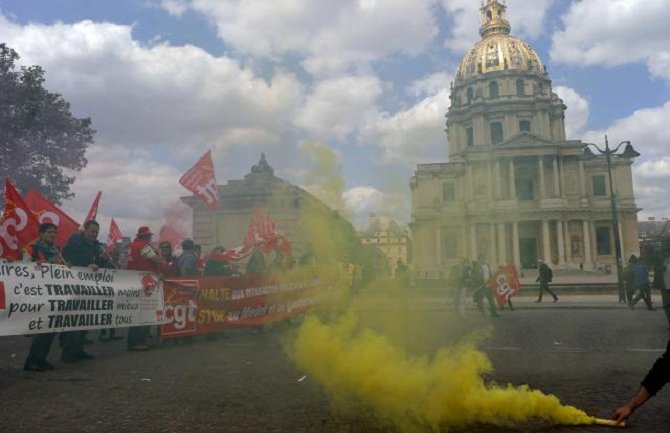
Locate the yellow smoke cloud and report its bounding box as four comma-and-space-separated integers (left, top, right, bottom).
289, 311, 593, 432
286, 141, 592, 431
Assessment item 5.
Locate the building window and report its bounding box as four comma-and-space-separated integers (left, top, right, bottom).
467, 87, 474, 104
490, 122, 503, 144
466, 127, 474, 147
516, 178, 533, 200
516, 79, 525, 96
489, 81, 499, 98
596, 226, 612, 255
592, 175, 607, 196
519, 120, 531, 132
442, 183, 456, 202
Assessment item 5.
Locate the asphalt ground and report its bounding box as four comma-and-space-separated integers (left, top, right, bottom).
0, 294, 669, 433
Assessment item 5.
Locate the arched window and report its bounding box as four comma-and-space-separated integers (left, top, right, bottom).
487, 11, 492, 21
516, 79, 525, 96
489, 81, 499, 98
467, 87, 474, 104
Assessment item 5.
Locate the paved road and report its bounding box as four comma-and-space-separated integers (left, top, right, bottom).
0, 296, 669, 432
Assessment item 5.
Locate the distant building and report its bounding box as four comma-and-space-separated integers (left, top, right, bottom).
359, 214, 410, 277
410, 0, 640, 280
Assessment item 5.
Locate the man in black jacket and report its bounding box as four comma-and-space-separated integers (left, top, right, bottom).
61, 220, 110, 362
613, 339, 670, 423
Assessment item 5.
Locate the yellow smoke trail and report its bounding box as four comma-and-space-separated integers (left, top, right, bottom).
285, 142, 593, 431
289, 311, 594, 432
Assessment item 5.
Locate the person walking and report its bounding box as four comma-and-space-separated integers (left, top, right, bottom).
652, 242, 670, 330
629, 255, 653, 310
472, 259, 499, 317
22, 223, 66, 371
535, 259, 558, 303
127, 226, 165, 351
61, 220, 109, 362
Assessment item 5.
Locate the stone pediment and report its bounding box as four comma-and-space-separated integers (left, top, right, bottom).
499, 132, 557, 148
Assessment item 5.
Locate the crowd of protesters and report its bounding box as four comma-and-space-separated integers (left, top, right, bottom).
18, 221, 289, 372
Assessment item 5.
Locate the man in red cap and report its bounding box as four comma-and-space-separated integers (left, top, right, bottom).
127, 226, 166, 351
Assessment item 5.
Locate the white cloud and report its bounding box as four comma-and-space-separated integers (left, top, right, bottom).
554, 86, 590, 139
442, 0, 555, 54
359, 87, 449, 163
295, 75, 383, 140
162, 0, 438, 76
550, 0, 670, 81
0, 14, 304, 150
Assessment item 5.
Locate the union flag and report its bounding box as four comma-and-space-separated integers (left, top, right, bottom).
0, 180, 40, 259
106, 217, 123, 251
490, 264, 521, 307
179, 150, 219, 210
83, 191, 102, 224
24, 189, 80, 247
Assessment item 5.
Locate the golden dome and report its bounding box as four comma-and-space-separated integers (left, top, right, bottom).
456, 0, 545, 80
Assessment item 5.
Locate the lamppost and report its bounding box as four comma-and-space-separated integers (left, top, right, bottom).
583, 136, 640, 303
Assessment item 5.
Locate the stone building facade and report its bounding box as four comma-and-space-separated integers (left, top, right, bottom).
410, 0, 640, 279
359, 214, 410, 276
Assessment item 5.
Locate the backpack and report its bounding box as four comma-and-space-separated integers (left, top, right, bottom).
546, 267, 553, 282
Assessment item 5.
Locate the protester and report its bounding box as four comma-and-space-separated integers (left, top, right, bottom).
394, 258, 409, 287
613, 339, 670, 423
624, 255, 636, 305
61, 220, 109, 362
471, 259, 499, 317
158, 240, 177, 277
269, 251, 286, 273
22, 223, 65, 371
535, 259, 558, 303
194, 244, 206, 274
176, 239, 199, 276
99, 249, 122, 342
246, 248, 266, 274
629, 255, 653, 310
203, 246, 233, 277
127, 226, 165, 351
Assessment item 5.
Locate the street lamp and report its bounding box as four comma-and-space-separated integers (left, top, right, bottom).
583, 136, 640, 303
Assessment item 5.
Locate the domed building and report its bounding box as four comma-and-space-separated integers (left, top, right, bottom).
410, 0, 640, 278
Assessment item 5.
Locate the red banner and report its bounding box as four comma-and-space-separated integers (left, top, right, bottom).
84, 191, 102, 223
24, 189, 80, 247
179, 150, 219, 210
490, 264, 520, 307
106, 217, 123, 251
0, 180, 40, 259
160, 272, 321, 338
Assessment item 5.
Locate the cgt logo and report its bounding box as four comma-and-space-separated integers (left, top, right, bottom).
0, 281, 5, 310
140, 275, 159, 297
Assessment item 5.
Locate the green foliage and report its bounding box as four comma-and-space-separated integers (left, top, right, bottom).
0, 43, 94, 204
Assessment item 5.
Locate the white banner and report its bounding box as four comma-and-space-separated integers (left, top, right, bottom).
0, 260, 164, 336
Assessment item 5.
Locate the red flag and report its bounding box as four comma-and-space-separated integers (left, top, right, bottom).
179, 150, 219, 210
244, 208, 278, 248
24, 189, 80, 247
0, 180, 40, 259
490, 264, 521, 307
106, 218, 123, 251
84, 191, 102, 223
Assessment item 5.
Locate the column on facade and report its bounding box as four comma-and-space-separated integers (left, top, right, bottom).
556, 219, 566, 266
497, 222, 506, 265
489, 223, 497, 265
618, 220, 625, 261
542, 219, 551, 263
563, 220, 572, 265
552, 155, 560, 198
470, 223, 478, 261
578, 160, 586, 198
508, 158, 516, 199
436, 226, 442, 268
512, 221, 521, 269
538, 156, 546, 199
488, 160, 494, 201
467, 164, 474, 198
582, 219, 592, 267
495, 159, 502, 199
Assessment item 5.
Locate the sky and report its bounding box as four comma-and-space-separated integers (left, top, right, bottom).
1, 0, 670, 239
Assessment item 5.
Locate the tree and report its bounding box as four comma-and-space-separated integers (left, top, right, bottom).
0, 43, 94, 205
